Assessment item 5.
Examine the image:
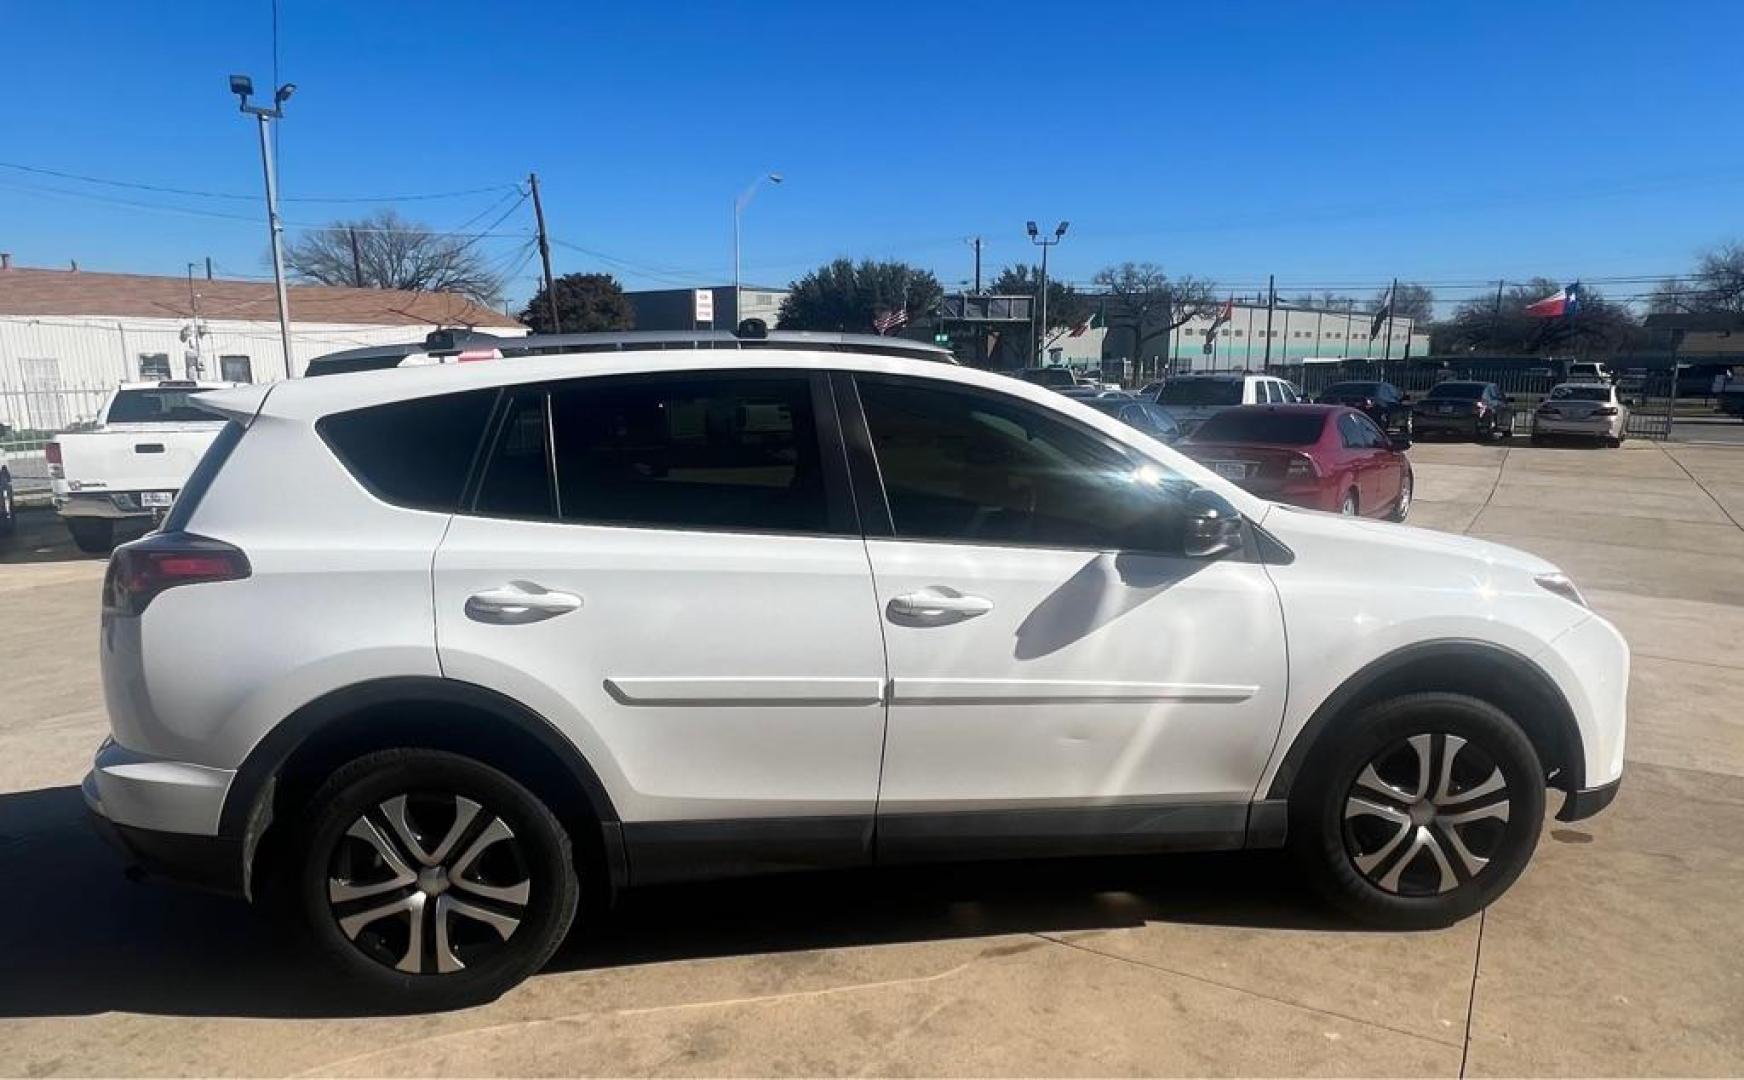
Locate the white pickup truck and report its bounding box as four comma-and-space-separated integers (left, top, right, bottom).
48, 380, 236, 552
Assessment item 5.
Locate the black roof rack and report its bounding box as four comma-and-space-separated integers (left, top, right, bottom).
304, 328, 955, 378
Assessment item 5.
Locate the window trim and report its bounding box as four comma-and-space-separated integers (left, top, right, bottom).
842, 371, 1225, 559
459, 368, 858, 540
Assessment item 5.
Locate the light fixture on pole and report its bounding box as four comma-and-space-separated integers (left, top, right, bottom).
230, 74, 297, 379
1026, 219, 1069, 364
733, 172, 783, 315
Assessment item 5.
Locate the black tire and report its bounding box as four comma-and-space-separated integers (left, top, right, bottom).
66, 518, 114, 554
1387, 468, 1413, 522
296, 749, 580, 1008
1288, 693, 1545, 929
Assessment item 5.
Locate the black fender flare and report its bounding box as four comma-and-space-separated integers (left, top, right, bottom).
1263, 639, 1586, 801
219, 676, 625, 895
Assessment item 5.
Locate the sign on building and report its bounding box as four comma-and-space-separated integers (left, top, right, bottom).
693, 289, 714, 325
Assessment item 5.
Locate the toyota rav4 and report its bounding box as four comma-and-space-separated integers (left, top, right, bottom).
85, 331, 1627, 1006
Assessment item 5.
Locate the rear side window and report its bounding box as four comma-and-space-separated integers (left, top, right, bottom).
161, 420, 245, 531
320, 390, 496, 511
471, 373, 836, 535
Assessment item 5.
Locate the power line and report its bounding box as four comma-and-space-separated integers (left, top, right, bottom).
0, 160, 520, 204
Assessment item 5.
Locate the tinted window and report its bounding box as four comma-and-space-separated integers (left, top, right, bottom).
1190, 409, 1326, 445
1550, 385, 1612, 402
107, 388, 220, 423
548, 374, 832, 534
1339, 413, 1384, 449
857, 377, 1185, 551
1157, 379, 1243, 406
1323, 382, 1383, 397
320, 390, 496, 511
1426, 382, 1486, 399
475, 392, 555, 518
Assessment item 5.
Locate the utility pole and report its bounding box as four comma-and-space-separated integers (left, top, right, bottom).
205, 256, 213, 281
185, 263, 205, 379
970, 236, 982, 293
528, 172, 559, 333
1262, 274, 1276, 371
348, 227, 364, 287
229, 74, 296, 379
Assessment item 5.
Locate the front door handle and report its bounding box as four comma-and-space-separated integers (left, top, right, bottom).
888, 587, 994, 624
465, 581, 583, 625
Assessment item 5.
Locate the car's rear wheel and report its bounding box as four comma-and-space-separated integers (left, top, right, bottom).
1388, 469, 1413, 522
1289, 693, 1545, 929
66, 518, 114, 554
297, 749, 580, 1007
1339, 489, 1359, 517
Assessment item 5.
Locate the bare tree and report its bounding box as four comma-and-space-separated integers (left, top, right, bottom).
286, 210, 505, 304
1649, 242, 1744, 314
1093, 262, 1218, 368
1375, 282, 1435, 323
1295, 290, 1358, 310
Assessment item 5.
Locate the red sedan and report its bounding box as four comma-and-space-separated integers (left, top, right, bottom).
1178, 404, 1413, 520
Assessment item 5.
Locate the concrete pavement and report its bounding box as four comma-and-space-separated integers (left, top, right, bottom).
1, 437, 1741, 1076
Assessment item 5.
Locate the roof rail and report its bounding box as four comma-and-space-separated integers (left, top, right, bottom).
305, 328, 955, 377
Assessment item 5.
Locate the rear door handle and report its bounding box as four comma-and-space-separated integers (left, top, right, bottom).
888, 587, 994, 623
465, 581, 583, 625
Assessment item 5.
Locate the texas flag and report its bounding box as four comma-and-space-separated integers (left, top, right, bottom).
1525, 282, 1582, 318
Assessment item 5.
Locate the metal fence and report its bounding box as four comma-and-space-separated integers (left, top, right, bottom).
0, 384, 114, 493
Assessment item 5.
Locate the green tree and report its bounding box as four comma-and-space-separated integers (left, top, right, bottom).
518, 272, 634, 334
988, 264, 1092, 359
778, 258, 943, 333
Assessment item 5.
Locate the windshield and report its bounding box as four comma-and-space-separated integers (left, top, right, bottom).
106, 389, 216, 423
1189, 409, 1325, 445
1551, 385, 1612, 402
1158, 380, 1242, 406
1426, 383, 1486, 400
1322, 382, 1382, 397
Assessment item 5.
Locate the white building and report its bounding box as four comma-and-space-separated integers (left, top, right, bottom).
1044, 300, 1431, 375
0, 261, 524, 432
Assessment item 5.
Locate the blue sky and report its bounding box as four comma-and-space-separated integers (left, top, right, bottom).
1, 0, 1740, 312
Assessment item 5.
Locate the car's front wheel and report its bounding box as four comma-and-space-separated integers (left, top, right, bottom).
1289, 693, 1545, 929
297, 749, 580, 1007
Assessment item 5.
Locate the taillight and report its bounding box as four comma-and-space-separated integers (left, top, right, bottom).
46, 440, 63, 479
1286, 455, 1317, 480
103, 533, 251, 615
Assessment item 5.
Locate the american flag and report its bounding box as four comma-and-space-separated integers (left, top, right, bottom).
873, 306, 909, 335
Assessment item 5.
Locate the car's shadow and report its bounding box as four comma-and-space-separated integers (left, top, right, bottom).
0, 785, 1358, 1020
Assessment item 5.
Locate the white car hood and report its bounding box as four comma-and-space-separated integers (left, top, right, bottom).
1259, 502, 1561, 578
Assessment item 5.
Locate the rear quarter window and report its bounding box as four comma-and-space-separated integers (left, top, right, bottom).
318, 389, 497, 511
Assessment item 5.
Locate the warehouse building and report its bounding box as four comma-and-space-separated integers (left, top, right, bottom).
0, 260, 523, 432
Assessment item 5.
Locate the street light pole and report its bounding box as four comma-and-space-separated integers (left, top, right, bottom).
733, 172, 783, 314
231, 75, 297, 379
1026, 220, 1069, 365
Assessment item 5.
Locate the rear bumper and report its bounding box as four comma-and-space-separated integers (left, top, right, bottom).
1557, 775, 1622, 822
82, 765, 244, 895
1534, 417, 1624, 438
1414, 415, 1480, 435
54, 492, 158, 520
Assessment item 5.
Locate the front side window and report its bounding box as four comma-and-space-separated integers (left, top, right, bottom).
546, 373, 833, 535
856, 377, 1185, 551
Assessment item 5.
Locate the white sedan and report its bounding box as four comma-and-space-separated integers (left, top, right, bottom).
1532, 383, 1628, 447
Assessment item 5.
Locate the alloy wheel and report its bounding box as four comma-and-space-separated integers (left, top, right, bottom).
1342, 733, 1512, 896
327, 792, 532, 975
1340, 492, 1358, 516
1395, 473, 1413, 517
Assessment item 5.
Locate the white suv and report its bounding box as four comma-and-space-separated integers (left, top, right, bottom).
85, 333, 1627, 1006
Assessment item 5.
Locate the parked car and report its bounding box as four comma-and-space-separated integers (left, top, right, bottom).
1412, 381, 1514, 441
1060, 386, 1134, 401
1084, 396, 1182, 442
85, 331, 1625, 1005
1565, 361, 1614, 384
1154, 373, 1302, 437
1139, 380, 1166, 398
1180, 405, 1412, 520
1532, 383, 1628, 446
48, 380, 236, 552
1314, 381, 1414, 437
1016, 366, 1079, 389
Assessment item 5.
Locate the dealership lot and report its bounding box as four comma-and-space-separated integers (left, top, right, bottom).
0, 439, 1740, 1076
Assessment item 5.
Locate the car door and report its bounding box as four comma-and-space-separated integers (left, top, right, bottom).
1351, 411, 1399, 511
1336, 412, 1384, 511
841, 374, 1288, 858
432, 370, 889, 880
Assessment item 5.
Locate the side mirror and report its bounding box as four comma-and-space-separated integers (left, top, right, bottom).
1181, 487, 1244, 559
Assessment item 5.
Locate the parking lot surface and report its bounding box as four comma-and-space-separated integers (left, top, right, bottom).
1, 439, 1740, 1076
